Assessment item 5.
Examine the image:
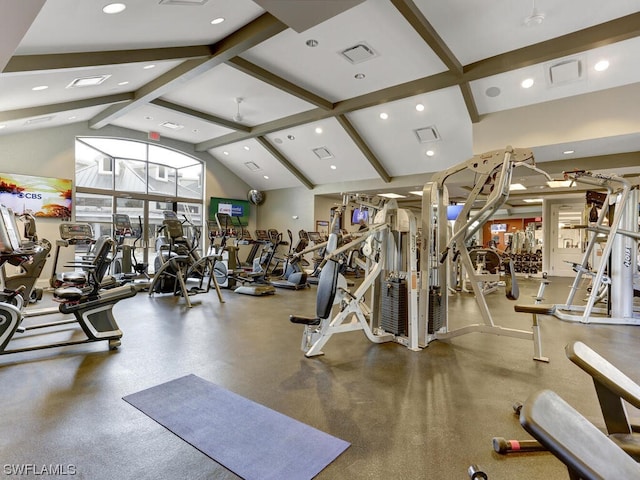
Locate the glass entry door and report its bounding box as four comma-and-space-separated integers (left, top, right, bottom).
549, 202, 585, 276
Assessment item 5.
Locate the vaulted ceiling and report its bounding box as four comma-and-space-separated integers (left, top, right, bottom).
2, 0, 640, 205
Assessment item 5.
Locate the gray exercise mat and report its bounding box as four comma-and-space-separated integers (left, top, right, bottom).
123, 374, 349, 480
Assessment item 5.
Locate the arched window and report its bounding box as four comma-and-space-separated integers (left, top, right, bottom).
74, 137, 204, 273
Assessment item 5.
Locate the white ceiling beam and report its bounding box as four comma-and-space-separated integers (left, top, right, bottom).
0, 0, 46, 71
0, 93, 133, 123
88, 13, 287, 130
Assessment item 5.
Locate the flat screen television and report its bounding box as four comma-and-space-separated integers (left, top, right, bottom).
351, 208, 369, 225
447, 204, 464, 221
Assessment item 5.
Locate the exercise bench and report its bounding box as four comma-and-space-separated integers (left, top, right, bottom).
521, 389, 640, 480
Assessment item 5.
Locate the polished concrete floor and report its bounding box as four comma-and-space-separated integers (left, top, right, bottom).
1, 276, 639, 479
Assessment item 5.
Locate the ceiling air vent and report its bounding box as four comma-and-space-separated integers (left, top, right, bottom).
244, 161, 261, 172
414, 126, 440, 144
66, 75, 111, 88
312, 147, 333, 160
340, 42, 377, 65
160, 121, 184, 130
547, 58, 583, 86
24, 116, 54, 125
159, 0, 209, 5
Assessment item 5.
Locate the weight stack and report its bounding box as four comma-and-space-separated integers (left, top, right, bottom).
380, 278, 408, 335
428, 286, 443, 333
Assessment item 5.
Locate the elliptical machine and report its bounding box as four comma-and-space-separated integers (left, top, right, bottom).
112, 213, 150, 291
269, 229, 308, 290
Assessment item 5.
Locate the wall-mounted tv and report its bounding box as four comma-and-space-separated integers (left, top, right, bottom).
209, 197, 250, 227
351, 208, 369, 225
447, 204, 464, 221
0, 173, 72, 218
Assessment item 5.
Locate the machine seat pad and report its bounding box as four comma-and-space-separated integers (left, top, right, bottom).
514, 303, 556, 315
54, 287, 84, 301
289, 315, 320, 326
60, 272, 87, 284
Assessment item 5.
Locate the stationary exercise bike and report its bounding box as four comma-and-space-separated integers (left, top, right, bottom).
0, 204, 137, 355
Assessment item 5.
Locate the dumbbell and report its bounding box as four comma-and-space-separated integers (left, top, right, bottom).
467, 464, 488, 479
492, 437, 545, 454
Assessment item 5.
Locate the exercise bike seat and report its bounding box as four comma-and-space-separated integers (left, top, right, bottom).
60, 271, 87, 284
54, 286, 84, 302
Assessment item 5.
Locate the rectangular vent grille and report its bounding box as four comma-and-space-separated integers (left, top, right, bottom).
25, 116, 54, 125
67, 75, 111, 88
312, 147, 333, 160
159, 0, 209, 5
160, 121, 184, 130
545, 56, 585, 87
414, 126, 439, 143
340, 43, 377, 64
549, 59, 582, 85
244, 161, 261, 172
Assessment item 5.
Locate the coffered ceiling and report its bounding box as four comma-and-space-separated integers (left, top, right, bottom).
1, 0, 639, 202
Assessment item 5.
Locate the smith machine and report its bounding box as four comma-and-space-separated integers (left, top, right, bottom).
291, 146, 553, 361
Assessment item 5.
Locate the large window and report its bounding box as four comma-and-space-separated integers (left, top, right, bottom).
75, 137, 205, 272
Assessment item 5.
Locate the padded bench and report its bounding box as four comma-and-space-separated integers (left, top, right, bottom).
521, 389, 640, 480
566, 341, 640, 460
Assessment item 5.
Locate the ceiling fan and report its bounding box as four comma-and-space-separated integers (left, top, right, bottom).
524, 0, 545, 26
233, 97, 244, 122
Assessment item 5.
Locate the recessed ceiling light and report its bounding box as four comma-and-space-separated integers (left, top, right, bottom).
409, 191, 423, 196
354, 73, 365, 80
273, 138, 283, 144
192, 129, 198, 133
32, 85, 48, 91
223, 151, 229, 155
287, 135, 295, 140
306, 39, 318, 47
243, 146, 250, 151
425, 150, 435, 157
415, 104, 425, 112
509, 183, 527, 191
144, 116, 153, 120
563, 150, 575, 154
315, 127, 323, 134
68, 116, 77, 120
521, 78, 534, 89
379, 112, 388, 120
547, 180, 573, 188
594, 60, 609, 72
330, 165, 337, 170
211, 17, 225, 25
378, 193, 406, 199
143, 64, 156, 70
263, 175, 269, 179
118, 81, 129, 86
103, 3, 126, 14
